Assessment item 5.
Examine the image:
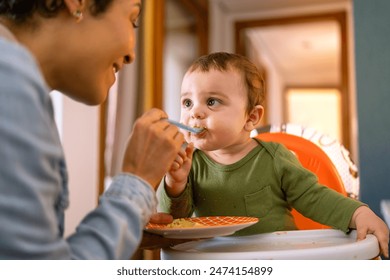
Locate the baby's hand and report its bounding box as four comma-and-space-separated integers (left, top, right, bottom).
165, 143, 195, 197
350, 206, 389, 258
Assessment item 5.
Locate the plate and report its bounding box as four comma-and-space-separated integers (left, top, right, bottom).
145, 216, 259, 239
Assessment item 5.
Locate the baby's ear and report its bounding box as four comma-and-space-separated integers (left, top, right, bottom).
244, 105, 264, 131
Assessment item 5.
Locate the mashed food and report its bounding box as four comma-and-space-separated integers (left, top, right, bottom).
166, 218, 204, 228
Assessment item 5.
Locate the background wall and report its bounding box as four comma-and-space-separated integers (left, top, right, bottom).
52, 93, 100, 237
353, 0, 390, 218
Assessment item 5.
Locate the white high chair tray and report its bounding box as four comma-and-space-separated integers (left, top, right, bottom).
161, 229, 379, 260
380, 200, 390, 226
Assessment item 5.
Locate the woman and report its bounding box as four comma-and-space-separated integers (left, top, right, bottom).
0, 0, 183, 259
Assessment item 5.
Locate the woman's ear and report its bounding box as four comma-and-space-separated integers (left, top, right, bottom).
63, 0, 86, 18
244, 105, 264, 132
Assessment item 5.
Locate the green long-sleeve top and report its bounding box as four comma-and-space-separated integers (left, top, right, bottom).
158, 139, 364, 235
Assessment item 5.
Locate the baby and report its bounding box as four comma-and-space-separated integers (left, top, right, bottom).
158, 52, 389, 257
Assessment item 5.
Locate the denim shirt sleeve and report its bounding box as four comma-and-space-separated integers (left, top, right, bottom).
67, 174, 157, 259
0, 36, 156, 259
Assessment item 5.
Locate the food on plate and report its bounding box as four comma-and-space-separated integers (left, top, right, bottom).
166, 218, 204, 228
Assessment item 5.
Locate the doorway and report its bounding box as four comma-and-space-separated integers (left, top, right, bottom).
235, 12, 351, 150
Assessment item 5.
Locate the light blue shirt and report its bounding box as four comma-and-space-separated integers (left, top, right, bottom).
0, 26, 156, 259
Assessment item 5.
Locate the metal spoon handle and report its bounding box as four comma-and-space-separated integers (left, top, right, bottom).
165, 119, 204, 134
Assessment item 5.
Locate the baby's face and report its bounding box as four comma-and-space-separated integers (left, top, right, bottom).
180, 69, 251, 151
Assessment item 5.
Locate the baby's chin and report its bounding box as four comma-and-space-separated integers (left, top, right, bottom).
186, 139, 201, 150
192, 141, 216, 152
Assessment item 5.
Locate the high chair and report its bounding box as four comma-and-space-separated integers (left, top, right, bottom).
255, 131, 347, 230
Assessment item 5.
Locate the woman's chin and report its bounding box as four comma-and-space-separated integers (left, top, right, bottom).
77, 92, 108, 106
82, 94, 107, 106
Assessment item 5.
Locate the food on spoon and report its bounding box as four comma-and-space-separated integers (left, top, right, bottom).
166, 218, 204, 228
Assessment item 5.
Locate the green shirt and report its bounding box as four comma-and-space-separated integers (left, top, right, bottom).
158, 139, 364, 235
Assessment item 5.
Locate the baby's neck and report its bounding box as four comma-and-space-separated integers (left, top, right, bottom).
204, 138, 259, 165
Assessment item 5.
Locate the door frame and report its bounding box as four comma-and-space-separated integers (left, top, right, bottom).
234, 12, 351, 150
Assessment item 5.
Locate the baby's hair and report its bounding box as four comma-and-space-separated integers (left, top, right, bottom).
187, 52, 265, 113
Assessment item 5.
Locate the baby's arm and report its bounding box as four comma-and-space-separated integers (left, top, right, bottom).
165, 143, 195, 197
349, 206, 389, 258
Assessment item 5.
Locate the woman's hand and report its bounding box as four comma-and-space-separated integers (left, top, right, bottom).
139, 213, 190, 250
122, 109, 185, 188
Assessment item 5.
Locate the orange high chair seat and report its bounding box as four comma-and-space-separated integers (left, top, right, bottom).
255, 132, 347, 230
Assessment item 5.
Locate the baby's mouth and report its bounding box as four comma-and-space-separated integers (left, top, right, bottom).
192, 126, 207, 135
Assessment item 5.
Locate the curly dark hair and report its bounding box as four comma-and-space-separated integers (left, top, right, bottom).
0, 0, 114, 22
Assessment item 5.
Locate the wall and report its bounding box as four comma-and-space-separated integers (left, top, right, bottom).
53, 94, 100, 237
245, 34, 285, 125
163, 0, 199, 120
164, 32, 198, 120
353, 0, 390, 217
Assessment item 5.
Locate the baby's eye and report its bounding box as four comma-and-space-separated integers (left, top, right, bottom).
182, 99, 192, 108
207, 98, 220, 107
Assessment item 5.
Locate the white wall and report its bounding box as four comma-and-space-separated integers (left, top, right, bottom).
52, 93, 100, 237
163, 0, 199, 121
254, 46, 285, 125
163, 32, 198, 120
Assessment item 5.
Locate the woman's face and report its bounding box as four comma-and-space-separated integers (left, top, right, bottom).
53, 0, 141, 105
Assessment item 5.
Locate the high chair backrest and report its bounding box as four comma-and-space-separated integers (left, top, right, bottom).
255, 132, 347, 230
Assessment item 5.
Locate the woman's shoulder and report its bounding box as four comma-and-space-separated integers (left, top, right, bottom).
0, 39, 50, 105
0, 37, 33, 65
0, 38, 45, 86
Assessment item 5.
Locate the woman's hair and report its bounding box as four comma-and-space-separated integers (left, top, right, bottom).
0, 0, 114, 22
187, 52, 265, 114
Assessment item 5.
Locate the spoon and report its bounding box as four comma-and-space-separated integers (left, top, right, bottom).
165, 119, 204, 134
